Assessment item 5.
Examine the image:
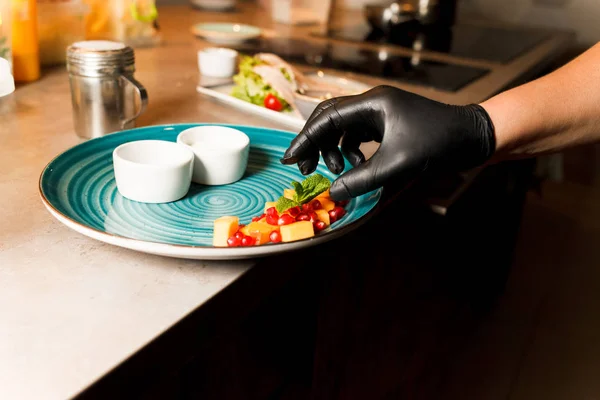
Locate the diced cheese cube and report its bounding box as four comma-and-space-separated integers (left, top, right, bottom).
213, 216, 239, 247
280, 221, 314, 243
264, 201, 277, 213
315, 209, 330, 226
284, 189, 295, 200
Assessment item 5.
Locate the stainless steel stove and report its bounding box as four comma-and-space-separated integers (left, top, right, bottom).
230, 19, 551, 94
320, 22, 551, 64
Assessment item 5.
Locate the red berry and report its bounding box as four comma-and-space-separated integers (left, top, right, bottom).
234, 231, 245, 240
278, 214, 295, 226
288, 206, 301, 217
311, 199, 322, 210
328, 210, 337, 223
241, 235, 256, 246
335, 200, 350, 207
269, 230, 282, 243
308, 211, 319, 223
266, 207, 278, 216
296, 213, 310, 222
314, 220, 326, 232
252, 213, 266, 222
333, 206, 346, 218
266, 214, 279, 225
227, 236, 241, 247
301, 203, 312, 212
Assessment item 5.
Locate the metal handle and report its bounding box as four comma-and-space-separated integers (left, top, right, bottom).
120, 74, 148, 128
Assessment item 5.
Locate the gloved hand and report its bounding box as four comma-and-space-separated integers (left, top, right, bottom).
280, 85, 496, 200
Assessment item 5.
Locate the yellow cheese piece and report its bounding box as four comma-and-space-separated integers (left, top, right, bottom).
213, 216, 239, 247
280, 221, 314, 243
284, 189, 295, 200
264, 201, 277, 213
315, 209, 330, 226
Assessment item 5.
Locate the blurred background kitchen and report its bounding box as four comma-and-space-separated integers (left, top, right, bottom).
2, 0, 600, 399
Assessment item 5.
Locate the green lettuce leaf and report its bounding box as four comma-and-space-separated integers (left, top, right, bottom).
230, 55, 292, 111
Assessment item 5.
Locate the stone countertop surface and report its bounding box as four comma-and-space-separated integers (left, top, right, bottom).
0, 4, 574, 399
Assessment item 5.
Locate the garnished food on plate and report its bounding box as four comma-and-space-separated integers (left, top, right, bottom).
212, 173, 350, 247
230, 52, 364, 116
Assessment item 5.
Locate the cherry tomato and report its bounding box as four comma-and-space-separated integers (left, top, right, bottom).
278, 214, 295, 226
241, 235, 256, 246
227, 236, 241, 247
269, 230, 282, 243
296, 213, 310, 222
264, 94, 283, 111
314, 220, 326, 232
311, 200, 322, 210
308, 211, 319, 223
266, 207, 278, 216
266, 214, 279, 225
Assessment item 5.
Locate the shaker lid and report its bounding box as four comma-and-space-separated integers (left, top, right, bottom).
70, 40, 127, 52
67, 40, 135, 77
0, 58, 15, 98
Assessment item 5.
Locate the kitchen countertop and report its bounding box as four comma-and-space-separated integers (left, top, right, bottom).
0, 4, 574, 399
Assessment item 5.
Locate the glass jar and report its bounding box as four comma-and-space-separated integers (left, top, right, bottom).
37, 0, 89, 66
271, 0, 333, 26
84, 0, 161, 48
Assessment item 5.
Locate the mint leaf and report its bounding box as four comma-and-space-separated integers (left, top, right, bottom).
290, 181, 303, 200
276, 196, 299, 214
297, 174, 331, 204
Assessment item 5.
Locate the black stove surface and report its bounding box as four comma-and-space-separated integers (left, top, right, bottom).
229, 38, 489, 92
320, 23, 551, 64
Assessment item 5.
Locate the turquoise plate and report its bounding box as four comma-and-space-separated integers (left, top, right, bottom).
39, 124, 382, 260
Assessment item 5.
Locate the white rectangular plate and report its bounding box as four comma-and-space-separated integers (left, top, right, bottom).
196, 83, 307, 131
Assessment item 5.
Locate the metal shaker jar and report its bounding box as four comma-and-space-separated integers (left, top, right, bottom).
66, 40, 148, 139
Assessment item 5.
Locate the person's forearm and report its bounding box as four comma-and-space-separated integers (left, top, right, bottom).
481, 42, 600, 161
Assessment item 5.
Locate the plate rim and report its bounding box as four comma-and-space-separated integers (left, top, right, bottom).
38, 123, 383, 260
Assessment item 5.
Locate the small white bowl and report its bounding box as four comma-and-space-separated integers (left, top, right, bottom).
177, 126, 250, 185
113, 140, 194, 203
198, 47, 238, 78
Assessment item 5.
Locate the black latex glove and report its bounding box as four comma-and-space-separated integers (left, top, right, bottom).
280, 85, 496, 200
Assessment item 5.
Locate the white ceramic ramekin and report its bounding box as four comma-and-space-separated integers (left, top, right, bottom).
112, 140, 194, 203
177, 126, 250, 185
198, 47, 238, 78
